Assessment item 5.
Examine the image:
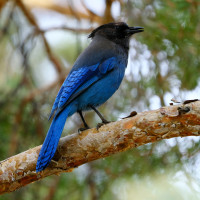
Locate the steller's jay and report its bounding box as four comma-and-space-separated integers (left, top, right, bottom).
36, 22, 144, 172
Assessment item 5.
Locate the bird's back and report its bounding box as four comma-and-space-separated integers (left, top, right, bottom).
72, 35, 128, 72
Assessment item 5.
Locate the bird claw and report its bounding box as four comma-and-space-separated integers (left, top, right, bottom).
96, 120, 111, 130
78, 127, 90, 134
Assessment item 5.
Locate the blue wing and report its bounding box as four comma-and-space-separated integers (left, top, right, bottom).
49, 57, 117, 119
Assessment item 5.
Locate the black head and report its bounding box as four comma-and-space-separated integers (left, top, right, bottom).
88, 22, 144, 50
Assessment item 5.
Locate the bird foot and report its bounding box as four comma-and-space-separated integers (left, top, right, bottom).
96, 120, 111, 130
78, 127, 90, 134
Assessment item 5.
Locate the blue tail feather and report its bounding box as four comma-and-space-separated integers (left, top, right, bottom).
36, 109, 69, 172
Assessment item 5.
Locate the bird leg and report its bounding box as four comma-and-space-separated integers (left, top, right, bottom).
90, 105, 110, 129
78, 111, 90, 132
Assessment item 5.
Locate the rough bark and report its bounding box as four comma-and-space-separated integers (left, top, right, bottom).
0, 101, 200, 195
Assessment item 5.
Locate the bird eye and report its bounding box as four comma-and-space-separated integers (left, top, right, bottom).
115, 24, 129, 32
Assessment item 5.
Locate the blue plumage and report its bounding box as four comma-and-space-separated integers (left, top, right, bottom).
36, 22, 144, 172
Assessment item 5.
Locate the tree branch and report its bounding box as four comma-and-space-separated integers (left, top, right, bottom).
0, 101, 200, 194
22, 0, 102, 23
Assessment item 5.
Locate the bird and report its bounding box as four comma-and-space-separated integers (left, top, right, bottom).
36, 22, 144, 172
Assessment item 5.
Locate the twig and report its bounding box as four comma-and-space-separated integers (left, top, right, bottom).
16, 0, 63, 75
103, 0, 114, 23
23, 0, 102, 23
0, 0, 16, 40
81, 0, 100, 23
43, 26, 93, 34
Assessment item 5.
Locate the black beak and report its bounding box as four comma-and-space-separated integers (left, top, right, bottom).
126, 26, 144, 35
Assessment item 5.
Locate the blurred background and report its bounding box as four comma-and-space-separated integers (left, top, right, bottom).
0, 0, 200, 199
